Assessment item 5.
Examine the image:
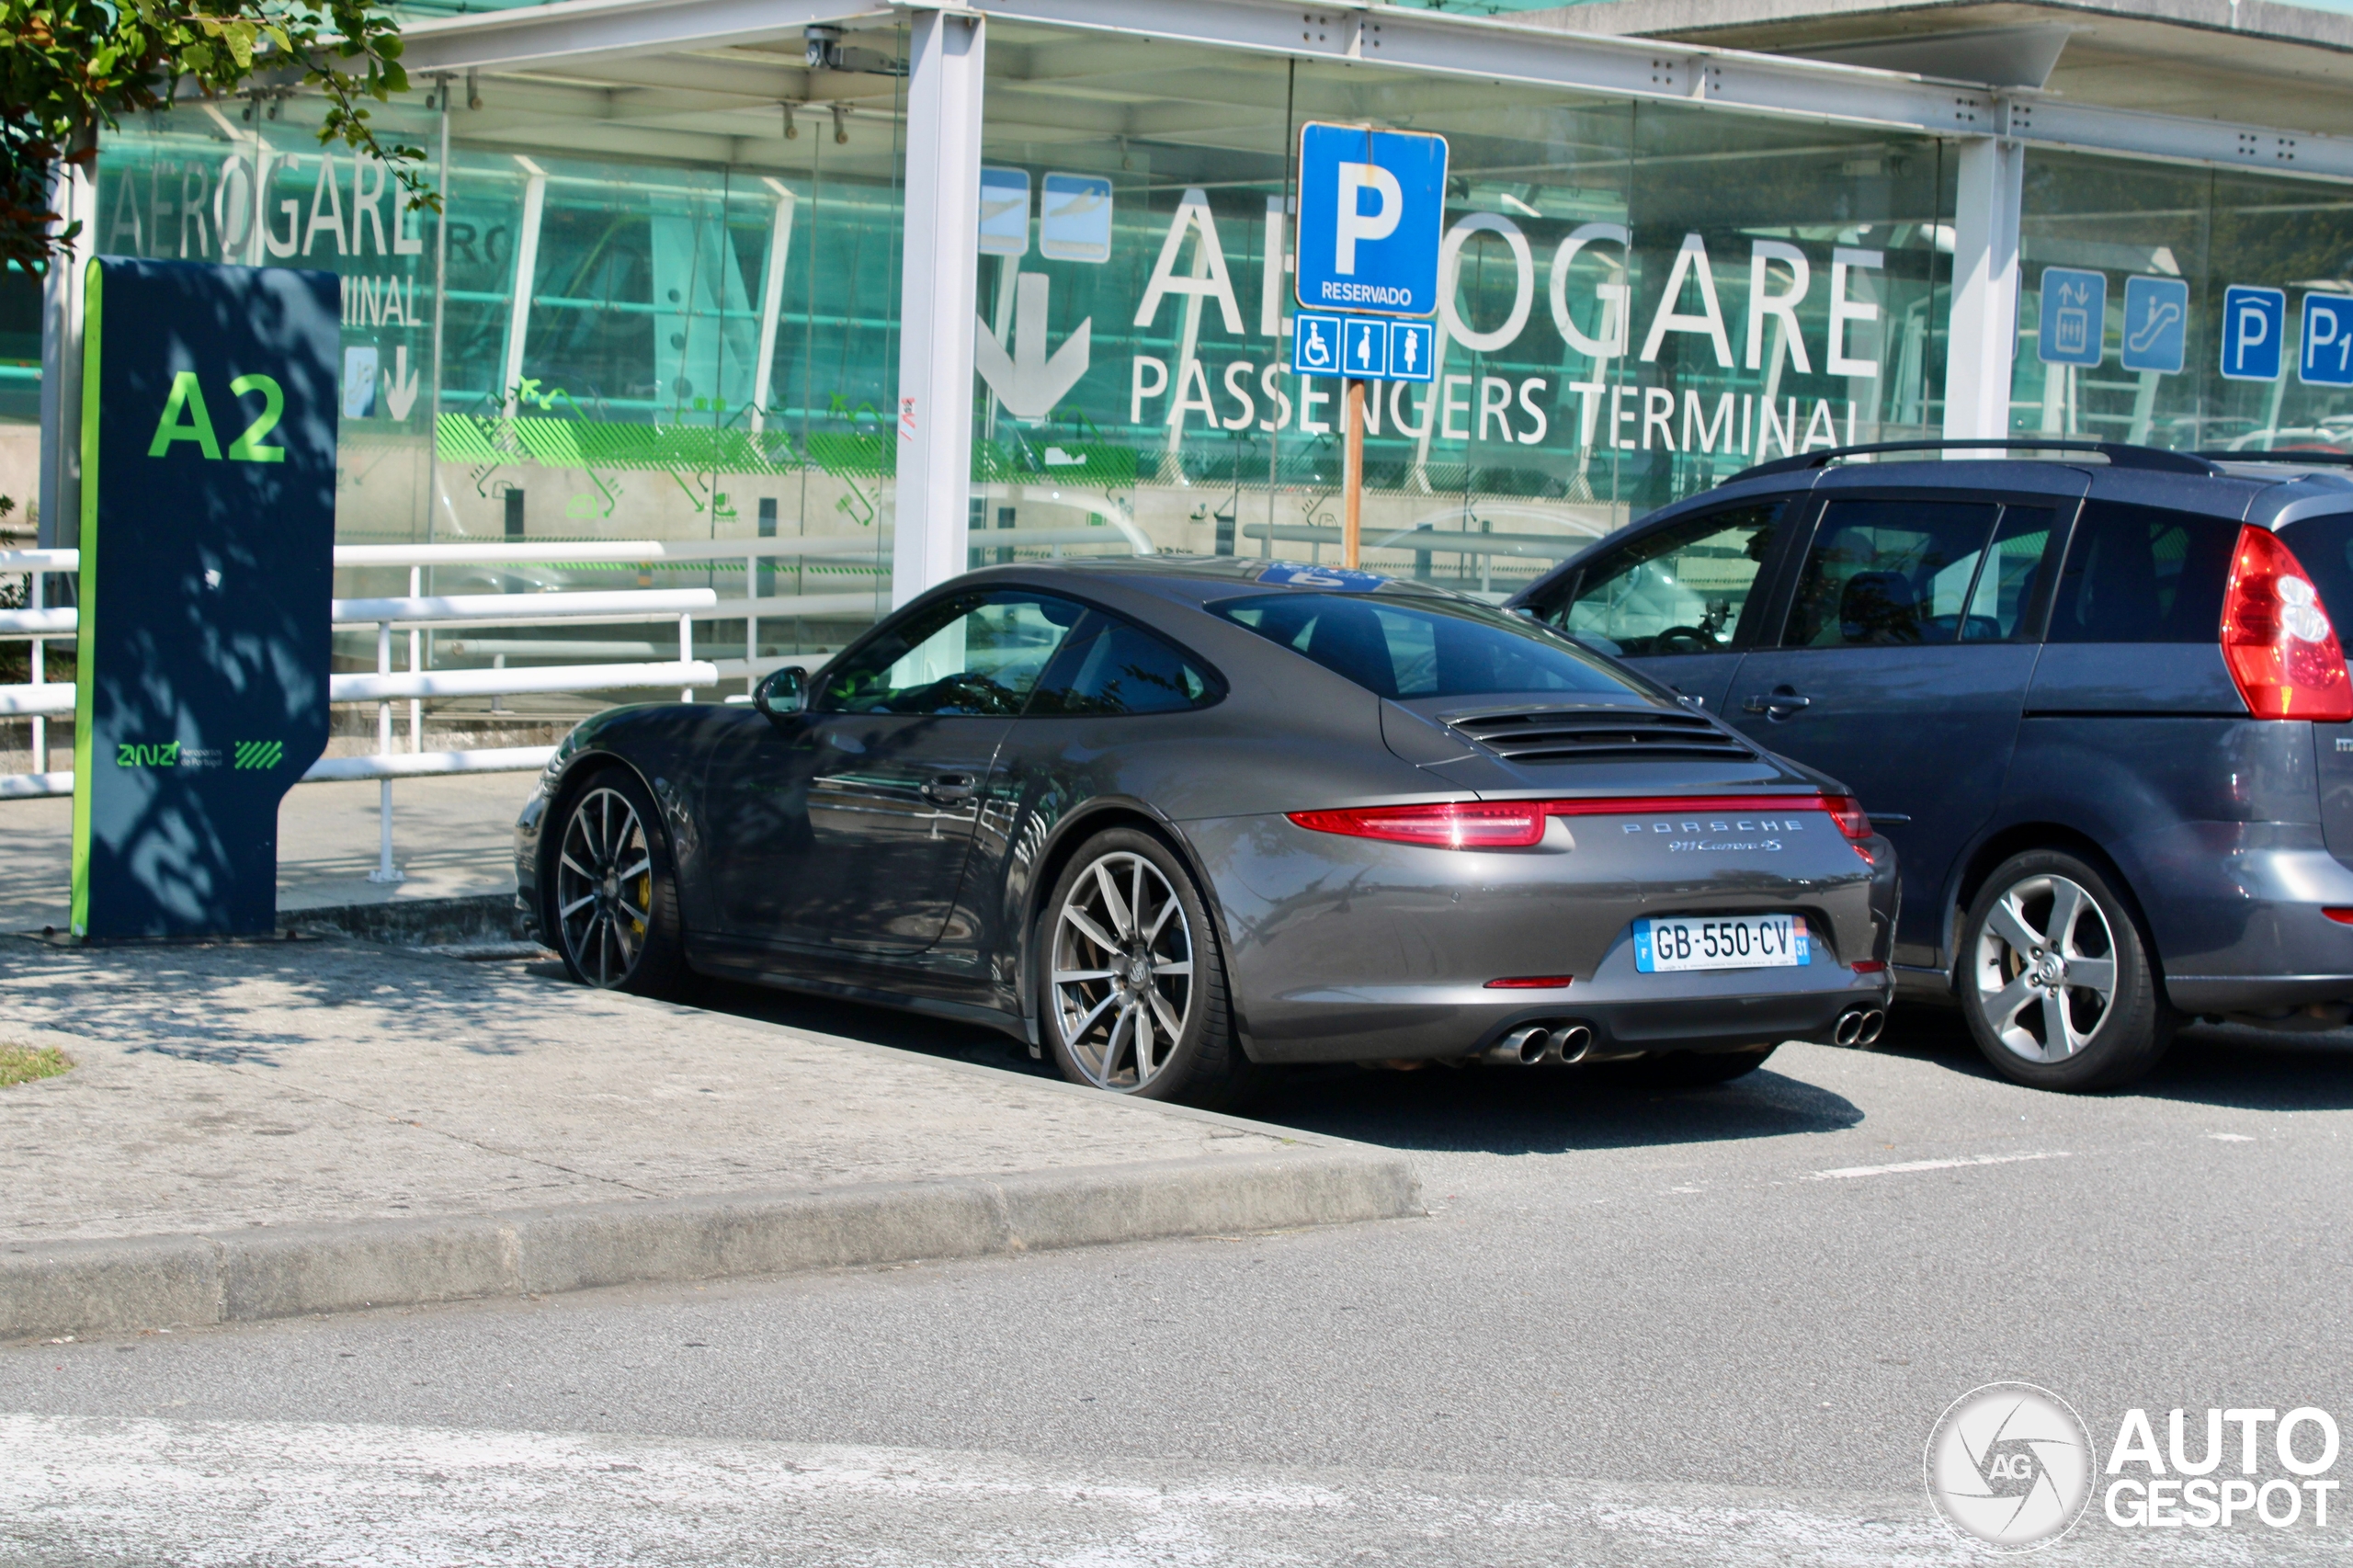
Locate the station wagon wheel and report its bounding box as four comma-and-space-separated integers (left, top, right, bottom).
550, 772, 688, 997
1039, 828, 1252, 1107
1959, 849, 2172, 1092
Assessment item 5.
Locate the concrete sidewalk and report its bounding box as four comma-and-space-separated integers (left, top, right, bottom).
0, 773, 533, 935
0, 937, 1417, 1341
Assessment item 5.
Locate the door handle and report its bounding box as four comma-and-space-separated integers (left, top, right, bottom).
1741, 687, 1813, 719
922, 772, 978, 804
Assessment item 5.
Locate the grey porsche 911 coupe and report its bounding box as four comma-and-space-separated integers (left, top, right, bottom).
515, 556, 1897, 1106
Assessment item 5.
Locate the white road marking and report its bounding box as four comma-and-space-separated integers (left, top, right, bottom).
1, 1413, 2326, 1566
2207, 1132, 2256, 1142
1809, 1151, 2071, 1180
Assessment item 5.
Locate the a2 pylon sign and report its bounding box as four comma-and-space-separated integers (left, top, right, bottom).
73, 258, 338, 939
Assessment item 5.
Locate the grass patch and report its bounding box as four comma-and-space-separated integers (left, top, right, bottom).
0, 1043, 73, 1086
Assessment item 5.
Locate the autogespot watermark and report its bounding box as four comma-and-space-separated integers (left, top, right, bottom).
1926, 1383, 2096, 1549
1926, 1385, 2343, 1550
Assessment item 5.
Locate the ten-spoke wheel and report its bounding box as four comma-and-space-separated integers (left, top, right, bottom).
1040, 828, 1250, 1106
550, 772, 687, 995
1960, 850, 2170, 1091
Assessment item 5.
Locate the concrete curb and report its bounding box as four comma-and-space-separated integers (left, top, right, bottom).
0, 1148, 1420, 1342
277, 892, 523, 945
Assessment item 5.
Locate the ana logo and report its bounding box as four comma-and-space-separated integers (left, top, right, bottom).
115, 742, 180, 768
1927, 1382, 2096, 1550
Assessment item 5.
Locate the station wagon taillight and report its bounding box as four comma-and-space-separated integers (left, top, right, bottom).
2221, 527, 2353, 722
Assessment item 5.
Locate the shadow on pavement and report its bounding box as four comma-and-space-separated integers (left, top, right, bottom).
1246, 1062, 1863, 1153
687, 971, 1862, 1153
1864, 1000, 2353, 1111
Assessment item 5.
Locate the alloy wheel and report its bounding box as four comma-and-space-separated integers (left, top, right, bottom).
1050, 851, 1196, 1090
1972, 872, 2120, 1063
556, 785, 655, 987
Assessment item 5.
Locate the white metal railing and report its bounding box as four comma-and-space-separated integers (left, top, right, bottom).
0, 526, 1154, 876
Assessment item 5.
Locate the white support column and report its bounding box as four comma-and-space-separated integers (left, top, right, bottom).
1941, 134, 2024, 446
891, 6, 986, 609
37, 154, 95, 550
500, 156, 549, 417
750, 179, 798, 436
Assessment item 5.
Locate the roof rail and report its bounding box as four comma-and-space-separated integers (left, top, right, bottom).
2195, 449, 2353, 468
1728, 438, 2220, 483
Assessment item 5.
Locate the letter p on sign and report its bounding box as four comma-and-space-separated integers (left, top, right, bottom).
1334, 163, 1402, 275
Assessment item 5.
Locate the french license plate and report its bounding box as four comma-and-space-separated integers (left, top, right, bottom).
1634, 915, 1808, 973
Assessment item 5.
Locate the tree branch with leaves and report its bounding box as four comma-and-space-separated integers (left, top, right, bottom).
0, 0, 436, 274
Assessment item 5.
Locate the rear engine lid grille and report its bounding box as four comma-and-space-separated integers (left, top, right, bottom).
1446, 706, 1756, 764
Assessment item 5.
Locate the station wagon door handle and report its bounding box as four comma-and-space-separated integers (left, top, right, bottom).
922, 773, 979, 804
1742, 688, 1813, 719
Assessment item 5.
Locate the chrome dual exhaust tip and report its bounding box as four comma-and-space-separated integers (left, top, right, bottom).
1832, 1006, 1886, 1049
1482, 1022, 1597, 1066
1482, 1026, 1551, 1067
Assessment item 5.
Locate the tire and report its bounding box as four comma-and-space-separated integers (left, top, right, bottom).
1037, 827, 1253, 1108
546, 767, 689, 998
1608, 1043, 1779, 1089
1958, 849, 2173, 1091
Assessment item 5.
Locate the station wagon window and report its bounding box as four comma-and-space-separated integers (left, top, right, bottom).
2278, 513, 2353, 635
1213, 593, 1638, 700
817, 591, 1084, 715
1026, 613, 1221, 716
2045, 501, 2240, 643
1779, 499, 2004, 647
1558, 502, 1785, 656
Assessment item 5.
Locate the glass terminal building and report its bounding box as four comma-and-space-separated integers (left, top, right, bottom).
11, 0, 2353, 669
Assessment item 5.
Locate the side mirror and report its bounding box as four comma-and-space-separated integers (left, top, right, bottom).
752, 665, 806, 724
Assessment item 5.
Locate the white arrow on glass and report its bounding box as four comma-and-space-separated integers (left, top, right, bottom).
973, 272, 1090, 420
381, 344, 421, 422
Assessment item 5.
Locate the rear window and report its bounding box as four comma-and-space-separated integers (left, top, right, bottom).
2045, 501, 2240, 644
1211, 592, 1639, 700
2278, 514, 2353, 636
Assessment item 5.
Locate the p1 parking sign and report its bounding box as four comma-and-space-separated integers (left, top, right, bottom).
1295, 122, 1447, 319
2301, 293, 2353, 387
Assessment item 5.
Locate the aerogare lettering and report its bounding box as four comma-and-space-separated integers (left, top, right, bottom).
1122, 199, 1881, 454
2104, 1407, 2341, 1529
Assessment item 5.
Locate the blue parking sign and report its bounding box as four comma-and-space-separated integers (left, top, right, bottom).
2120, 277, 2188, 376
1291, 312, 1343, 376
1295, 122, 1447, 319
2222, 285, 2286, 381
2301, 293, 2353, 387
1388, 321, 1435, 383
2038, 267, 2105, 367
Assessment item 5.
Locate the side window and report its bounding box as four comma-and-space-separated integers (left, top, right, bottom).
1961, 506, 2058, 641
1560, 501, 1785, 656
1027, 613, 1220, 716
1779, 499, 2001, 648
816, 591, 1085, 715
2046, 501, 2241, 644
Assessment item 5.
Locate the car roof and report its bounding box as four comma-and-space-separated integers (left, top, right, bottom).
948, 553, 1503, 611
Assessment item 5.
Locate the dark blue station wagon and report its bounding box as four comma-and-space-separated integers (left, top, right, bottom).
1510, 440, 2353, 1091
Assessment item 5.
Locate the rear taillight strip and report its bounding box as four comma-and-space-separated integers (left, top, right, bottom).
1288, 794, 1873, 850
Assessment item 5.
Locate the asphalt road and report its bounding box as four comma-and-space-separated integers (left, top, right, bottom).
8, 996, 2353, 1565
